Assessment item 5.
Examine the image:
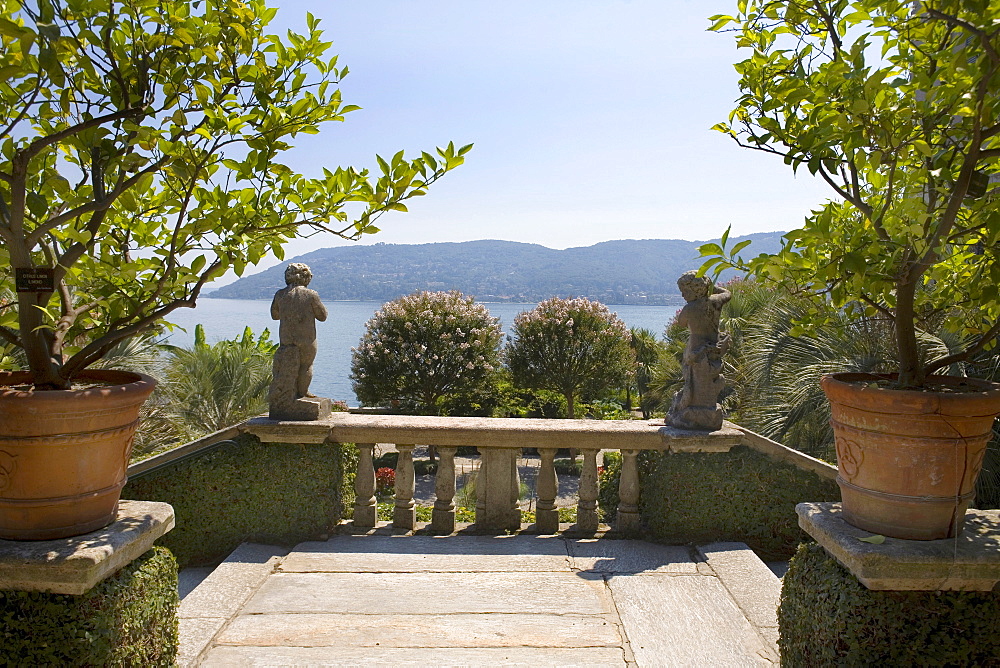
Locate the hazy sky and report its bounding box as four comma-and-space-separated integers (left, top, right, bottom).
244, 0, 833, 273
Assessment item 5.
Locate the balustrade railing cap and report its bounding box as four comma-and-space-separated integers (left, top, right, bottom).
242, 414, 744, 452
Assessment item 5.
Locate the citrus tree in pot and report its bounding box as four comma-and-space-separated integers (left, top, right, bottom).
0, 0, 469, 540
702, 0, 1000, 539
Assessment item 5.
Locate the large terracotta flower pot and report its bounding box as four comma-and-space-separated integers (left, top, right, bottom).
0, 369, 156, 540
822, 372, 1000, 540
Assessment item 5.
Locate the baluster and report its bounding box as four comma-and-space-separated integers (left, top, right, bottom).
353, 443, 377, 529
577, 448, 600, 532
394, 444, 416, 530
509, 450, 522, 528
476, 448, 488, 520
617, 449, 640, 533
432, 446, 457, 533
536, 448, 559, 533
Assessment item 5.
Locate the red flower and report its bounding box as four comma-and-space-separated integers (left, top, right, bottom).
375, 467, 396, 494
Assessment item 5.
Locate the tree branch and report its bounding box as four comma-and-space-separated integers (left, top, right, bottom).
816, 163, 869, 213
923, 8, 1000, 65
26, 155, 169, 248
60, 260, 220, 377
0, 325, 21, 348
924, 318, 1000, 375
859, 293, 895, 320
19, 106, 144, 164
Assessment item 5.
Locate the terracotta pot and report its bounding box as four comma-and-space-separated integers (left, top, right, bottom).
0, 370, 156, 540
822, 372, 1000, 540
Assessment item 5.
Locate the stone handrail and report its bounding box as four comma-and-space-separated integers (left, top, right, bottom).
127, 424, 244, 479
242, 414, 746, 534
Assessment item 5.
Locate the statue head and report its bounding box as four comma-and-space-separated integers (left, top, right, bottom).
284, 263, 312, 287
677, 271, 711, 301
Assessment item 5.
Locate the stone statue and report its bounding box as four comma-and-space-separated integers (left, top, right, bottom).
268, 263, 332, 420
666, 271, 731, 431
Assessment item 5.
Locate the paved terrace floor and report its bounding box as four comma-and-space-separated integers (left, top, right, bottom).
178, 534, 781, 667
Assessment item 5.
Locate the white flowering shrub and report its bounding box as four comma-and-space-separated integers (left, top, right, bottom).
505, 297, 632, 418
351, 291, 503, 413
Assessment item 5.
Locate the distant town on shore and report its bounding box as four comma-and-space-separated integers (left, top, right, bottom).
212, 234, 784, 305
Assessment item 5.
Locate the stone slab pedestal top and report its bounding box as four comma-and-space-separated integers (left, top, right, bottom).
269, 396, 331, 421
797, 501, 1000, 591
0, 499, 175, 595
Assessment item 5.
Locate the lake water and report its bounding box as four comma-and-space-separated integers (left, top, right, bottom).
166, 298, 683, 403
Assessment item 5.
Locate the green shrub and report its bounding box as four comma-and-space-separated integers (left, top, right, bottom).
413, 459, 438, 476
351, 290, 502, 413
0, 547, 178, 666
377, 503, 434, 523
599, 450, 623, 524
779, 543, 1000, 667
521, 507, 578, 524
125, 434, 351, 567
506, 297, 632, 419
373, 451, 399, 469
341, 444, 358, 520
582, 399, 632, 420
639, 446, 840, 560
554, 457, 581, 476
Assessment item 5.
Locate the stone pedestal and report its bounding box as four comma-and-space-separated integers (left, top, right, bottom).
269, 396, 332, 421
797, 501, 1000, 591
0, 499, 175, 594
476, 448, 521, 532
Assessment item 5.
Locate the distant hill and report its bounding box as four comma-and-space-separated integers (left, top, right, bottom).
211, 234, 784, 305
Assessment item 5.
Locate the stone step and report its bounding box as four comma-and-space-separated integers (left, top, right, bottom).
180, 535, 781, 667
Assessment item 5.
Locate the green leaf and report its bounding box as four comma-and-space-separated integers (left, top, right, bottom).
699, 243, 724, 257
843, 252, 866, 275
858, 534, 885, 544
730, 239, 752, 257
25, 192, 47, 218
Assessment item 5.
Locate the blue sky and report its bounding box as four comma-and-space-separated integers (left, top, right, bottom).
252, 0, 833, 270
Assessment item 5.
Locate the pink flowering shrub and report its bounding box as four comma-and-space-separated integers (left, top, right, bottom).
375, 467, 396, 495
505, 297, 632, 418
351, 291, 503, 413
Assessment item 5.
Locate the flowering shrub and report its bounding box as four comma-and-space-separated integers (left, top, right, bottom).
375, 467, 396, 496
505, 297, 632, 418
351, 291, 503, 413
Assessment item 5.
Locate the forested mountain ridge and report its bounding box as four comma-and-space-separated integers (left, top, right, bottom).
212, 234, 784, 305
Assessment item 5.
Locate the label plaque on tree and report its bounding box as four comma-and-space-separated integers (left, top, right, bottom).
15, 268, 55, 293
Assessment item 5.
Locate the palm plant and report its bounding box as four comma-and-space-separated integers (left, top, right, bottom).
628, 327, 662, 418
159, 325, 276, 440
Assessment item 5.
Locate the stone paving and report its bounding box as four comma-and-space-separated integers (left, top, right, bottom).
178, 534, 781, 667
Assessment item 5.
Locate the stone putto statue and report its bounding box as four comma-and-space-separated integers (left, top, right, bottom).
268, 263, 332, 420
667, 271, 731, 431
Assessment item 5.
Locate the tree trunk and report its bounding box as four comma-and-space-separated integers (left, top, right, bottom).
894, 278, 923, 388
17, 291, 65, 389
565, 392, 575, 419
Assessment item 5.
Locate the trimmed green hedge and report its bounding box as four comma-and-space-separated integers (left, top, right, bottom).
779, 542, 1000, 666
638, 446, 840, 560
125, 434, 353, 567
0, 546, 178, 666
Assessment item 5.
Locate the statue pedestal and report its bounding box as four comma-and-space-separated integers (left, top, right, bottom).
269, 396, 332, 421
667, 405, 724, 431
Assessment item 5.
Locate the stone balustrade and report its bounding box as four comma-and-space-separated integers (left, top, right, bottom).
243, 414, 747, 534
